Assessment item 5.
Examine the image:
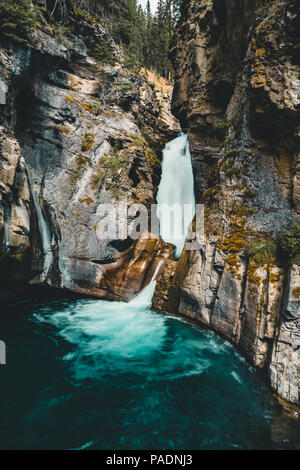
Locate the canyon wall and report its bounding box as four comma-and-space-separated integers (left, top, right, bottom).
1, 1, 300, 409
155, 0, 300, 405
0, 12, 179, 302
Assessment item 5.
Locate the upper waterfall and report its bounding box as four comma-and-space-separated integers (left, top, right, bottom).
156, 133, 196, 258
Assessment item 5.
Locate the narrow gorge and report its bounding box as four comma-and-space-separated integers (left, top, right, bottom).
0, 0, 300, 451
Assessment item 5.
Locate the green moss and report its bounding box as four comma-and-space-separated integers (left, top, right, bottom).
222, 160, 240, 177
223, 149, 239, 160
220, 150, 240, 178
217, 215, 258, 278
292, 287, 300, 299
57, 124, 71, 134
81, 133, 94, 152
116, 82, 135, 92
91, 172, 105, 190
224, 166, 240, 177
129, 134, 148, 147
242, 187, 256, 198
100, 154, 128, 172
245, 240, 278, 264
202, 187, 218, 201
76, 154, 89, 170
129, 134, 160, 165
228, 108, 243, 131
79, 197, 94, 206
211, 115, 229, 139
91, 153, 129, 196
73, 8, 88, 21
247, 259, 263, 296
279, 224, 300, 262
52, 23, 70, 46
85, 99, 103, 116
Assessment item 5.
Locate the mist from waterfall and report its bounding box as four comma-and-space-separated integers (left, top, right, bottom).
156, 133, 195, 258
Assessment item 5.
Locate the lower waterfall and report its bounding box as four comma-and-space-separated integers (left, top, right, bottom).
1, 292, 288, 450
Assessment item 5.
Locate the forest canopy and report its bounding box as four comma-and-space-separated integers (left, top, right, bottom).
0, 0, 182, 79
91, 0, 182, 78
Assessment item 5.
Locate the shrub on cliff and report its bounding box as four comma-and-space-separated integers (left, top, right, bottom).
93, 43, 116, 65
279, 224, 300, 264
0, 0, 43, 47
245, 240, 278, 264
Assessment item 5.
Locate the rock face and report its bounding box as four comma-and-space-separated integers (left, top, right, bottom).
1, 0, 300, 410
156, 0, 300, 405
0, 14, 179, 300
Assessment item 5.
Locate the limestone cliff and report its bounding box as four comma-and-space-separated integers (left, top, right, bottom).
155, 0, 300, 405
0, 12, 179, 301
1, 0, 300, 410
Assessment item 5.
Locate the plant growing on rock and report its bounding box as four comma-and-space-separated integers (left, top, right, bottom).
291, 287, 300, 299
0, 0, 43, 47
57, 124, 71, 134
116, 82, 135, 92
110, 138, 123, 153
87, 100, 103, 116
78, 98, 103, 116
76, 154, 90, 170
91, 172, 105, 191
279, 224, 300, 264
212, 116, 228, 138
81, 133, 95, 152
91, 151, 129, 197
52, 23, 70, 46
92, 43, 116, 65
221, 157, 240, 178
228, 108, 243, 132
245, 240, 278, 264
129, 134, 160, 165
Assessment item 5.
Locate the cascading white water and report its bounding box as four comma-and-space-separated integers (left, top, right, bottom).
130, 133, 195, 305
33, 192, 53, 280
129, 281, 156, 307
130, 260, 164, 307
156, 133, 195, 258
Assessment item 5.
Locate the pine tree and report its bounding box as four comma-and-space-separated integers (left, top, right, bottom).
0, 0, 181, 80
0, 0, 43, 47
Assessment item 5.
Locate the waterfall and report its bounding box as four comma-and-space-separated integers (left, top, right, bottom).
33, 192, 53, 281
130, 260, 164, 307
156, 133, 195, 258
131, 133, 195, 305
129, 282, 156, 308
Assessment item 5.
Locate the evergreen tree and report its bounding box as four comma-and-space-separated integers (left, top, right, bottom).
0, 0, 182, 80
88, 0, 182, 78
0, 0, 44, 46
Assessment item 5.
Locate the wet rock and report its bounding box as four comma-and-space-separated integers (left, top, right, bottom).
0, 15, 179, 299
161, 0, 300, 406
